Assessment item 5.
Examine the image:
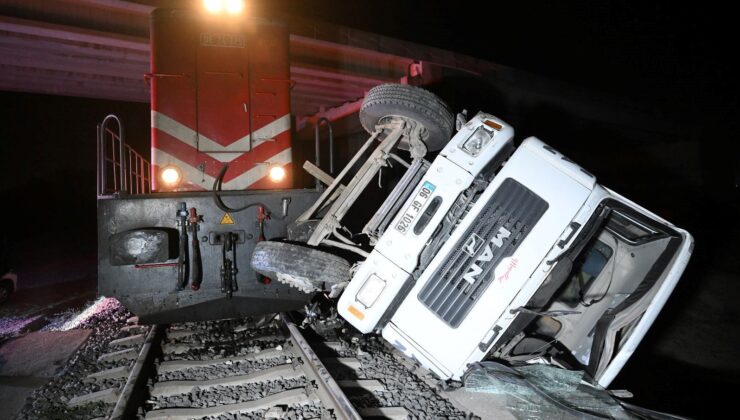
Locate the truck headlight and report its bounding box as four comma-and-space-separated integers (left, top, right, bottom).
459, 126, 493, 157
355, 274, 386, 308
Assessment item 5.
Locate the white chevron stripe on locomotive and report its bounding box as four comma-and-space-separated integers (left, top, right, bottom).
151, 111, 291, 163
154, 147, 292, 190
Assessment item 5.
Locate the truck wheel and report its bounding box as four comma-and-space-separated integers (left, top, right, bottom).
251, 241, 350, 293
360, 84, 454, 152
287, 219, 320, 243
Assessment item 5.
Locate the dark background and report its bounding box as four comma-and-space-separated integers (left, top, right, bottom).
1, 1, 738, 417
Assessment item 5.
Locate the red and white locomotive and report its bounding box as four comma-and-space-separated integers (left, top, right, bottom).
97, 3, 316, 323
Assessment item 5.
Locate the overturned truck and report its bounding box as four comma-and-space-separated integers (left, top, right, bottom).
252, 83, 694, 388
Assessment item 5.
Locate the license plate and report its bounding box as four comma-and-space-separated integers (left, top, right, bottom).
395, 181, 436, 234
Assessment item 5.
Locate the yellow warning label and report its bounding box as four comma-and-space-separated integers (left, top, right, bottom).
220, 213, 235, 225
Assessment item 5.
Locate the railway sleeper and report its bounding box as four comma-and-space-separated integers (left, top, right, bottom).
150, 363, 305, 398
145, 388, 319, 419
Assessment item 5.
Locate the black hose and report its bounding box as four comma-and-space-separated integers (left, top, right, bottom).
190, 233, 202, 290
212, 164, 269, 213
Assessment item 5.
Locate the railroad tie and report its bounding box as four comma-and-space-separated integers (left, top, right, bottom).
164, 329, 198, 340
68, 387, 120, 407
323, 341, 346, 351
145, 388, 316, 419
85, 365, 131, 382
150, 363, 304, 398
120, 324, 148, 334
98, 347, 138, 363
109, 333, 146, 348
358, 407, 411, 419
157, 348, 286, 373
322, 357, 362, 370
162, 334, 284, 354
337, 379, 385, 392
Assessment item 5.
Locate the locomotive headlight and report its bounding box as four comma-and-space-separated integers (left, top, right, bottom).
160, 166, 182, 188
268, 165, 286, 182
355, 274, 386, 308
203, 0, 245, 14
460, 126, 494, 157
224, 0, 245, 14
203, 0, 223, 13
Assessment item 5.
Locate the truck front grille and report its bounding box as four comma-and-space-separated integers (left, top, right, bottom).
418, 178, 548, 328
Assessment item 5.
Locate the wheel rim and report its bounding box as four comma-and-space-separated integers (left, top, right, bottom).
0, 287, 8, 302
377, 115, 430, 148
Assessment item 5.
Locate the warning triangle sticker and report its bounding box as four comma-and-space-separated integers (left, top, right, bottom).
220, 213, 235, 225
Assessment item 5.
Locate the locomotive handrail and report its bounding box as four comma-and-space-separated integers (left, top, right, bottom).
97, 114, 125, 196
314, 117, 334, 190
97, 114, 151, 197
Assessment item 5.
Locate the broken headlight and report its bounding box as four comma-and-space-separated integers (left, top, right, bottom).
459, 126, 494, 157
355, 274, 387, 308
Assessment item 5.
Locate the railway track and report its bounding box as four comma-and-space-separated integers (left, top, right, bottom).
31, 309, 474, 420
143, 315, 354, 419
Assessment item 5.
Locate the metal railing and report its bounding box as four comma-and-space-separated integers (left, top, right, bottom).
97, 114, 151, 196
314, 117, 334, 190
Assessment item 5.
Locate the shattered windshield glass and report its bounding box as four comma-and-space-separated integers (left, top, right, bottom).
464, 362, 636, 419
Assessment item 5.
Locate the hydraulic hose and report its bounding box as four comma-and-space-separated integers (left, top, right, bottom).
212, 163, 269, 213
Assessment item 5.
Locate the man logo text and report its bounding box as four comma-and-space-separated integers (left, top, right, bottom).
462, 227, 511, 285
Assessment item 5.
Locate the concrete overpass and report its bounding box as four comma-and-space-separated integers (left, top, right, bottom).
0, 0, 498, 126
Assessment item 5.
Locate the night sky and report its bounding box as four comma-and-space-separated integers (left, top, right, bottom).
270, 1, 738, 106
1, 1, 738, 417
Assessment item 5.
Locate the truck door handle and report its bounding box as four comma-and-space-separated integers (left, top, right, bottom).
478, 325, 502, 352
557, 222, 581, 248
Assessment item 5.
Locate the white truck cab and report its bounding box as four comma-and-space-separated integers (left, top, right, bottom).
337, 112, 514, 333
252, 84, 693, 388
338, 114, 692, 388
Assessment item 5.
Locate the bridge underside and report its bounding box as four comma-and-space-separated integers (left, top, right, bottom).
0, 0, 495, 126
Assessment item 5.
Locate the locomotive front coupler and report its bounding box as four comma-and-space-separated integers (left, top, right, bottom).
188, 207, 203, 290
175, 202, 189, 290
218, 231, 239, 298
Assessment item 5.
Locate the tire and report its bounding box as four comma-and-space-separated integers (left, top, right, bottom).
360, 83, 454, 152
287, 219, 320, 243
251, 241, 350, 292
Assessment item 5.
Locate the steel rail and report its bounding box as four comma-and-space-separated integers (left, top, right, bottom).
281, 313, 362, 420
110, 324, 164, 419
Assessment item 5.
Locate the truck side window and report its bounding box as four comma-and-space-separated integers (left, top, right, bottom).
606, 211, 657, 243
559, 240, 614, 307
